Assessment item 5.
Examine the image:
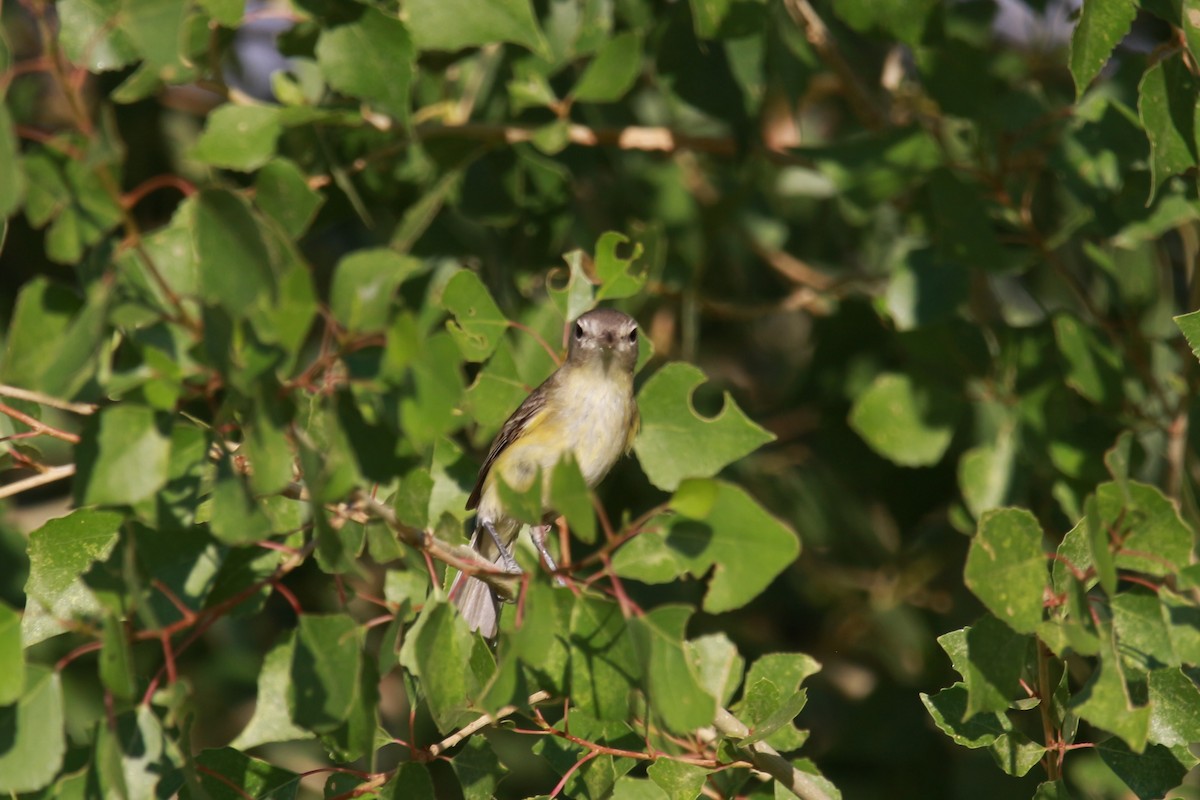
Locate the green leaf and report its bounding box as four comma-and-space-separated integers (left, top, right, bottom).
922, 682, 1045, 774
0, 278, 79, 392
192, 105, 282, 172
116, 197, 199, 307
1072, 635, 1151, 752
99, 614, 137, 701
58, 0, 138, 71
0, 666, 65, 793
1098, 481, 1192, 576
194, 189, 274, 316
569, 596, 641, 721
963, 614, 1031, 716
958, 434, 1016, 519
318, 655, 378, 762
254, 158, 324, 238
989, 728, 1047, 778
885, 248, 969, 331
926, 167, 1007, 271
630, 607, 716, 734
0, 103, 22, 217
330, 249, 422, 334
614, 480, 798, 613
594, 232, 648, 301
0, 602, 24, 705
243, 402, 295, 497
1095, 739, 1196, 800
613, 777, 668, 799
550, 455, 596, 544
831, 0, 936, 45
1053, 313, 1122, 404
733, 653, 819, 750
1147, 668, 1200, 747
184, 748, 298, 800
290, 614, 363, 733
380, 763, 436, 799
634, 363, 774, 491
689, 0, 731, 38
1174, 309, 1200, 363
399, 600, 476, 732
23, 509, 122, 643
1138, 52, 1200, 201
647, 760, 708, 800
1033, 781, 1072, 800
509, 57, 559, 112
686, 632, 744, 707
405, 0, 549, 56
75, 405, 172, 506
442, 270, 509, 361
848, 372, 958, 467
1085, 493, 1117, 596
451, 734, 508, 800
1069, 0, 1137, 97
964, 509, 1047, 634
297, 403, 362, 506
94, 706, 181, 800
550, 248, 597, 323
197, 0, 243, 27
921, 683, 1005, 748
232, 634, 311, 749
462, 338, 531, 438
316, 7, 414, 121
1112, 588, 1177, 671
1160, 588, 1200, 665
739, 679, 808, 746
211, 460, 276, 546
21, 151, 122, 264
399, 332, 468, 450
804, 126, 940, 208
573, 32, 642, 103
121, 0, 189, 69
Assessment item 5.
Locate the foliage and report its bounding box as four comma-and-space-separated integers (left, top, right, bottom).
1, 0, 1200, 799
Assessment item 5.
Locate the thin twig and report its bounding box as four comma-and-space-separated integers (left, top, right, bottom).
780, 0, 886, 130
0, 401, 80, 444
744, 237, 836, 292
417, 121, 739, 156
713, 708, 834, 800
0, 464, 76, 499
352, 492, 521, 601
1035, 641, 1060, 781
428, 690, 553, 757
0, 385, 96, 414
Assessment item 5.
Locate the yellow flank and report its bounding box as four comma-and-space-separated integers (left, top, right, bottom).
475, 353, 637, 527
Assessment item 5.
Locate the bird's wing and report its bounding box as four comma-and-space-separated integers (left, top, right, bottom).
624, 402, 640, 454
466, 378, 553, 510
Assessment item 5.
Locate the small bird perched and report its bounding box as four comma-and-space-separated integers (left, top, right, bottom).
450, 307, 641, 638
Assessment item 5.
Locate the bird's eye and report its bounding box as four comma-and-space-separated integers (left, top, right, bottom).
574, 322, 584, 341
628, 329, 638, 344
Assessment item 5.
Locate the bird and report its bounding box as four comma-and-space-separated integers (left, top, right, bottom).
449, 307, 641, 638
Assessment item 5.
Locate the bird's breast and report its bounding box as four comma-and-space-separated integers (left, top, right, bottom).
557, 366, 635, 486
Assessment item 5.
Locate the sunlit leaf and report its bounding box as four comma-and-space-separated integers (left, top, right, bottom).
0, 667, 65, 793
634, 363, 774, 491
964, 509, 1046, 634
849, 372, 958, 467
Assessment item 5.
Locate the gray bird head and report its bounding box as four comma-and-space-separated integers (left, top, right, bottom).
566, 308, 639, 373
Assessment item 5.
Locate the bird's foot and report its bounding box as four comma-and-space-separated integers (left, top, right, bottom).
531, 525, 566, 586
483, 519, 522, 574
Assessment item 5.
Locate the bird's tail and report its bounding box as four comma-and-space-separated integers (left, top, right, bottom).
449, 555, 503, 639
